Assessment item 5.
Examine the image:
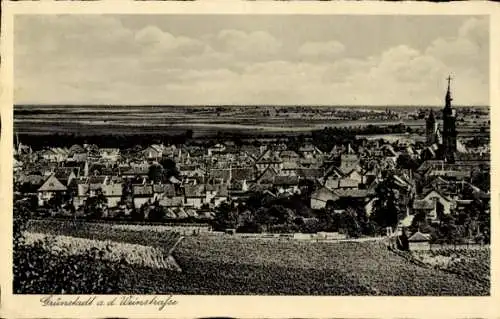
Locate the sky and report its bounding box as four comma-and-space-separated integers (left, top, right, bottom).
14, 15, 489, 106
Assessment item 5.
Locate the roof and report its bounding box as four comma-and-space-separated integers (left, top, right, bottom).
333, 189, 372, 198
408, 231, 431, 242
311, 187, 338, 203
256, 166, 278, 184
184, 184, 205, 198
132, 185, 153, 196
154, 184, 172, 194
102, 184, 122, 197
282, 161, 299, 170
299, 144, 315, 152
274, 175, 299, 186
18, 174, 45, 185
296, 168, 324, 179
339, 178, 359, 188
88, 176, 107, 185
69, 144, 85, 154
159, 195, 184, 207
280, 150, 300, 158
38, 175, 67, 192
412, 200, 434, 210
175, 208, 189, 219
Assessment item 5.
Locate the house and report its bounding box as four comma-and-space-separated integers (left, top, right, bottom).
37, 174, 68, 206
184, 184, 206, 208
101, 183, 123, 208
412, 189, 454, 222
298, 144, 323, 158
54, 168, 77, 186
143, 144, 164, 160
274, 175, 300, 194
408, 231, 431, 251
179, 165, 205, 178
280, 150, 300, 160
338, 178, 360, 190
255, 157, 283, 173
132, 185, 154, 208
16, 174, 45, 194
41, 148, 69, 162
207, 144, 226, 156
281, 161, 299, 176
88, 176, 108, 197
310, 187, 339, 210
339, 154, 360, 175
72, 180, 89, 210
158, 185, 184, 208
100, 148, 120, 161
256, 166, 279, 185
296, 168, 324, 181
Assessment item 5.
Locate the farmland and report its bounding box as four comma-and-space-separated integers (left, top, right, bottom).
22, 220, 490, 296
14, 104, 489, 137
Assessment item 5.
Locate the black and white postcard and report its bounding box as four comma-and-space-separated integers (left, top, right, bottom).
1, 2, 499, 318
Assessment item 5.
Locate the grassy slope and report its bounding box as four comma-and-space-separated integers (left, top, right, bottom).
125, 236, 488, 295
25, 220, 489, 295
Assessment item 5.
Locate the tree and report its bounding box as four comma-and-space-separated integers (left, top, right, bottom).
159, 158, 179, 180
213, 202, 238, 231
437, 215, 460, 244
371, 177, 400, 232
339, 208, 361, 238
148, 163, 164, 184
84, 189, 107, 220
148, 201, 165, 222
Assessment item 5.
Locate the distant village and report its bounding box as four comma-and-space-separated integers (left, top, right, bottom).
14, 80, 490, 247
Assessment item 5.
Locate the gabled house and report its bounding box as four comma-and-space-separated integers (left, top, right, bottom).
143, 144, 164, 160
412, 189, 454, 222
310, 186, 339, 210
256, 166, 279, 184
37, 174, 67, 206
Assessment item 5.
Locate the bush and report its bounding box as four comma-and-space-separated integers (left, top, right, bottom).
13, 203, 129, 294
13, 238, 129, 294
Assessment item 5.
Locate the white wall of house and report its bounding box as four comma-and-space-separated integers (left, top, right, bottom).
106, 196, 121, 208
186, 197, 203, 208
311, 198, 328, 210
134, 197, 152, 209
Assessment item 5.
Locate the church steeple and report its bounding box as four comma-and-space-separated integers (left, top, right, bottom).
442, 75, 457, 163
426, 109, 437, 145
445, 75, 453, 110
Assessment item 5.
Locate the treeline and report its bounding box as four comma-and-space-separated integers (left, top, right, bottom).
17, 124, 409, 151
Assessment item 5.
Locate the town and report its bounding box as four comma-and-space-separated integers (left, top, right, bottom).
13, 79, 490, 249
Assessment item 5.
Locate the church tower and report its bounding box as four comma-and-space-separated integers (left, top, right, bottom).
425, 109, 437, 145
442, 76, 457, 163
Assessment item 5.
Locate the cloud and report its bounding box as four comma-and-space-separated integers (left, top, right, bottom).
14, 16, 489, 106
298, 40, 345, 59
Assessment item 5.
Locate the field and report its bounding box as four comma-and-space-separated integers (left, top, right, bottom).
14, 105, 488, 137
21, 220, 490, 295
